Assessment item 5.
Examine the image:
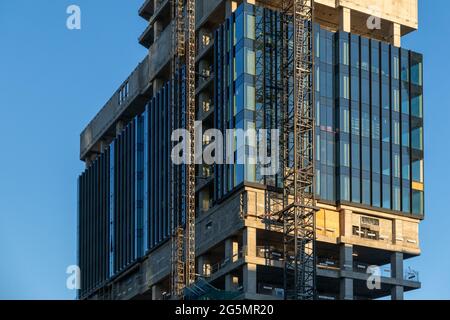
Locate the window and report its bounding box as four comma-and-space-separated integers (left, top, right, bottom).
340, 142, 350, 167
235, 12, 244, 41
401, 82, 410, 115
392, 87, 400, 112
393, 184, 401, 211
412, 127, 423, 151
340, 38, 349, 66
362, 78, 370, 104
412, 159, 424, 183
351, 75, 359, 101
340, 74, 350, 99
118, 81, 129, 105
412, 190, 424, 215
351, 35, 359, 68
382, 114, 390, 143
393, 152, 401, 178
401, 50, 409, 82
403, 186, 411, 212
382, 148, 390, 175
362, 107, 370, 138
402, 118, 410, 147
352, 142, 360, 170
411, 92, 423, 118
372, 146, 380, 174
372, 80, 380, 107
245, 13, 256, 40
372, 111, 380, 140
382, 179, 391, 209
393, 119, 400, 145
340, 107, 350, 133
245, 83, 255, 111
351, 108, 360, 135
381, 45, 389, 77
411, 53, 423, 86
340, 175, 350, 201
392, 50, 400, 80
362, 176, 371, 205
371, 41, 379, 74
245, 48, 256, 75
361, 39, 369, 71
362, 143, 370, 170
372, 177, 381, 207
352, 172, 361, 203
382, 83, 389, 110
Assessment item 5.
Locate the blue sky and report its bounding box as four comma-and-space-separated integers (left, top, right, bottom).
0, 0, 448, 300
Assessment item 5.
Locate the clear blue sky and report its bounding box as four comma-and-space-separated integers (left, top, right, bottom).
0, 0, 448, 300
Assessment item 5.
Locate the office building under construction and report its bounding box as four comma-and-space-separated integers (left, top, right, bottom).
77, 0, 424, 300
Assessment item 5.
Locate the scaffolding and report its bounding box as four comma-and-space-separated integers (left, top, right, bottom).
265, 0, 317, 300
170, 0, 196, 299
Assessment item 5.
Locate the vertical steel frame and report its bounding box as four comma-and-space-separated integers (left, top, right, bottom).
266, 0, 317, 300
170, 0, 196, 299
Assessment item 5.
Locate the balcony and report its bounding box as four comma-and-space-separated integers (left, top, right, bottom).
196, 33, 214, 63
139, 23, 154, 48
80, 57, 150, 160
139, 0, 170, 48
138, 0, 154, 20
80, 23, 175, 160
202, 248, 245, 279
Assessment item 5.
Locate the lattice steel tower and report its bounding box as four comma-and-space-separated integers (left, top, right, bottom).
266, 0, 317, 300
170, 0, 196, 299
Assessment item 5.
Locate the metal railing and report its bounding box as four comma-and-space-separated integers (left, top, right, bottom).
260, 254, 420, 283
257, 283, 284, 298
202, 248, 245, 278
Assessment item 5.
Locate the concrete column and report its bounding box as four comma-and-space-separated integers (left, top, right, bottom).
243, 227, 257, 294
243, 227, 257, 257
243, 263, 257, 294
152, 78, 164, 93
390, 23, 401, 48
341, 209, 353, 238
391, 252, 404, 300
154, 20, 163, 41
115, 120, 124, 136
339, 7, 351, 33
199, 189, 210, 213
197, 255, 211, 277
225, 238, 239, 263
391, 285, 404, 300
151, 284, 163, 300
225, 274, 239, 291
340, 244, 354, 300
225, 0, 238, 17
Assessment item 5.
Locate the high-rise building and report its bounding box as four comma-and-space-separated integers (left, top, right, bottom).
77, 0, 423, 300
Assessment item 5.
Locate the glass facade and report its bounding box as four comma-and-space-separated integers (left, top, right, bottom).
213, 4, 424, 216
214, 4, 258, 199
78, 2, 424, 298
333, 30, 424, 216
78, 81, 181, 297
